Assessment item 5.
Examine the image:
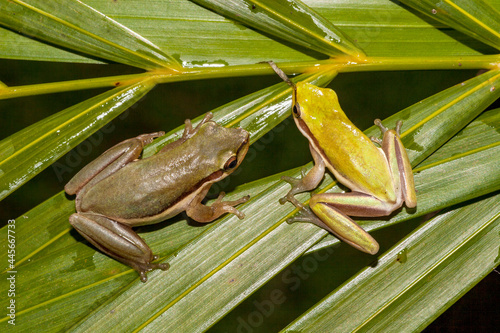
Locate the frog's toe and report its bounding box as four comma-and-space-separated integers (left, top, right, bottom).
279, 193, 294, 205
137, 132, 166, 145
151, 255, 170, 271
237, 195, 251, 204
286, 207, 316, 225
281, 175, 300, 186
395, 120, 403, 135
370, 136, 383, 145
139, 271, 148, 283
134, 260, 170, 283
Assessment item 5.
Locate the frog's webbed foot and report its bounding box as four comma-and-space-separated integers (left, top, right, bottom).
131, 257, 170, 283
211, 192, 250, 219
286, 206, 335, 235
279, 146, 325, 207
136, 132, 166, 146
187, 191, 250, 222
279, 173, 308, 207
286, 206, 316, 224
371, 119, 404, 142
371, 119, 406, 150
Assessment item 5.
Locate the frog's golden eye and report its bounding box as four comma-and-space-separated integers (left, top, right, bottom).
292, 103, 301, 118
224, 156, 238, 170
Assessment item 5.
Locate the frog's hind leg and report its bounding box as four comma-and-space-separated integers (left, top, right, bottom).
310, 191, 400, 218
65, 132, 164, 195
288, 191, 398, 255
69, 213, 169, 282
374, 119, 417, 209
288, 201, 379, 255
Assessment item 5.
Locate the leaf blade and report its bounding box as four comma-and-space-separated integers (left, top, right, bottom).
283, 193, 500, 332
0, 80, 156, 201
400, 0, 500, 51
0, 0, 180, 69
2, 67, 499, 331
190, 0, 365, 59
1, 0, 497, 64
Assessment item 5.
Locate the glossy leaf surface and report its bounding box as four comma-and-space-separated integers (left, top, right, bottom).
1, 0, 498, 65
190, 0, 365, 59
2, 74, 498, 331
0, 0, 179, 69
400, 0, 500, 51
0, 80, 156, 200
285, 192, 500, 332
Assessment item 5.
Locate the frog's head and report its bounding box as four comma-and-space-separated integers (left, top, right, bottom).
196, 121, 250, 178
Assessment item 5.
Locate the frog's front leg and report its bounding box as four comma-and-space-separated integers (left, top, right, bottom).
279, 144, 326, 208
69, 213, 169, 282
65, 132, 164, 196
186, 185, 250, 222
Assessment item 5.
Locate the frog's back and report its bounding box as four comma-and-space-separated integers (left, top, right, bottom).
297, 82, 395, 199
79, 139, 217, 222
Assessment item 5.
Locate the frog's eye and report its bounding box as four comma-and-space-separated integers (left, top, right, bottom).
292, 103, 301, 118
224, 156, 238, 170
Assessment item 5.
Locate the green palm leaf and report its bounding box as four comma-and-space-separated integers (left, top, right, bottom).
0, 0, 179, 69
400, 0, 500, 51
2, 72, 498, 331
0, 0, 499, 331
190, 0, 365, 59
0, 0, 497, 64
285, 192, 500, 332
0, 80, 156, 200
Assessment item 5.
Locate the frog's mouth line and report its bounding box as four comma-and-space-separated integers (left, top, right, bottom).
177, 133, 249, 204
235, 135, 250, 169
295, 117, 327, 159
